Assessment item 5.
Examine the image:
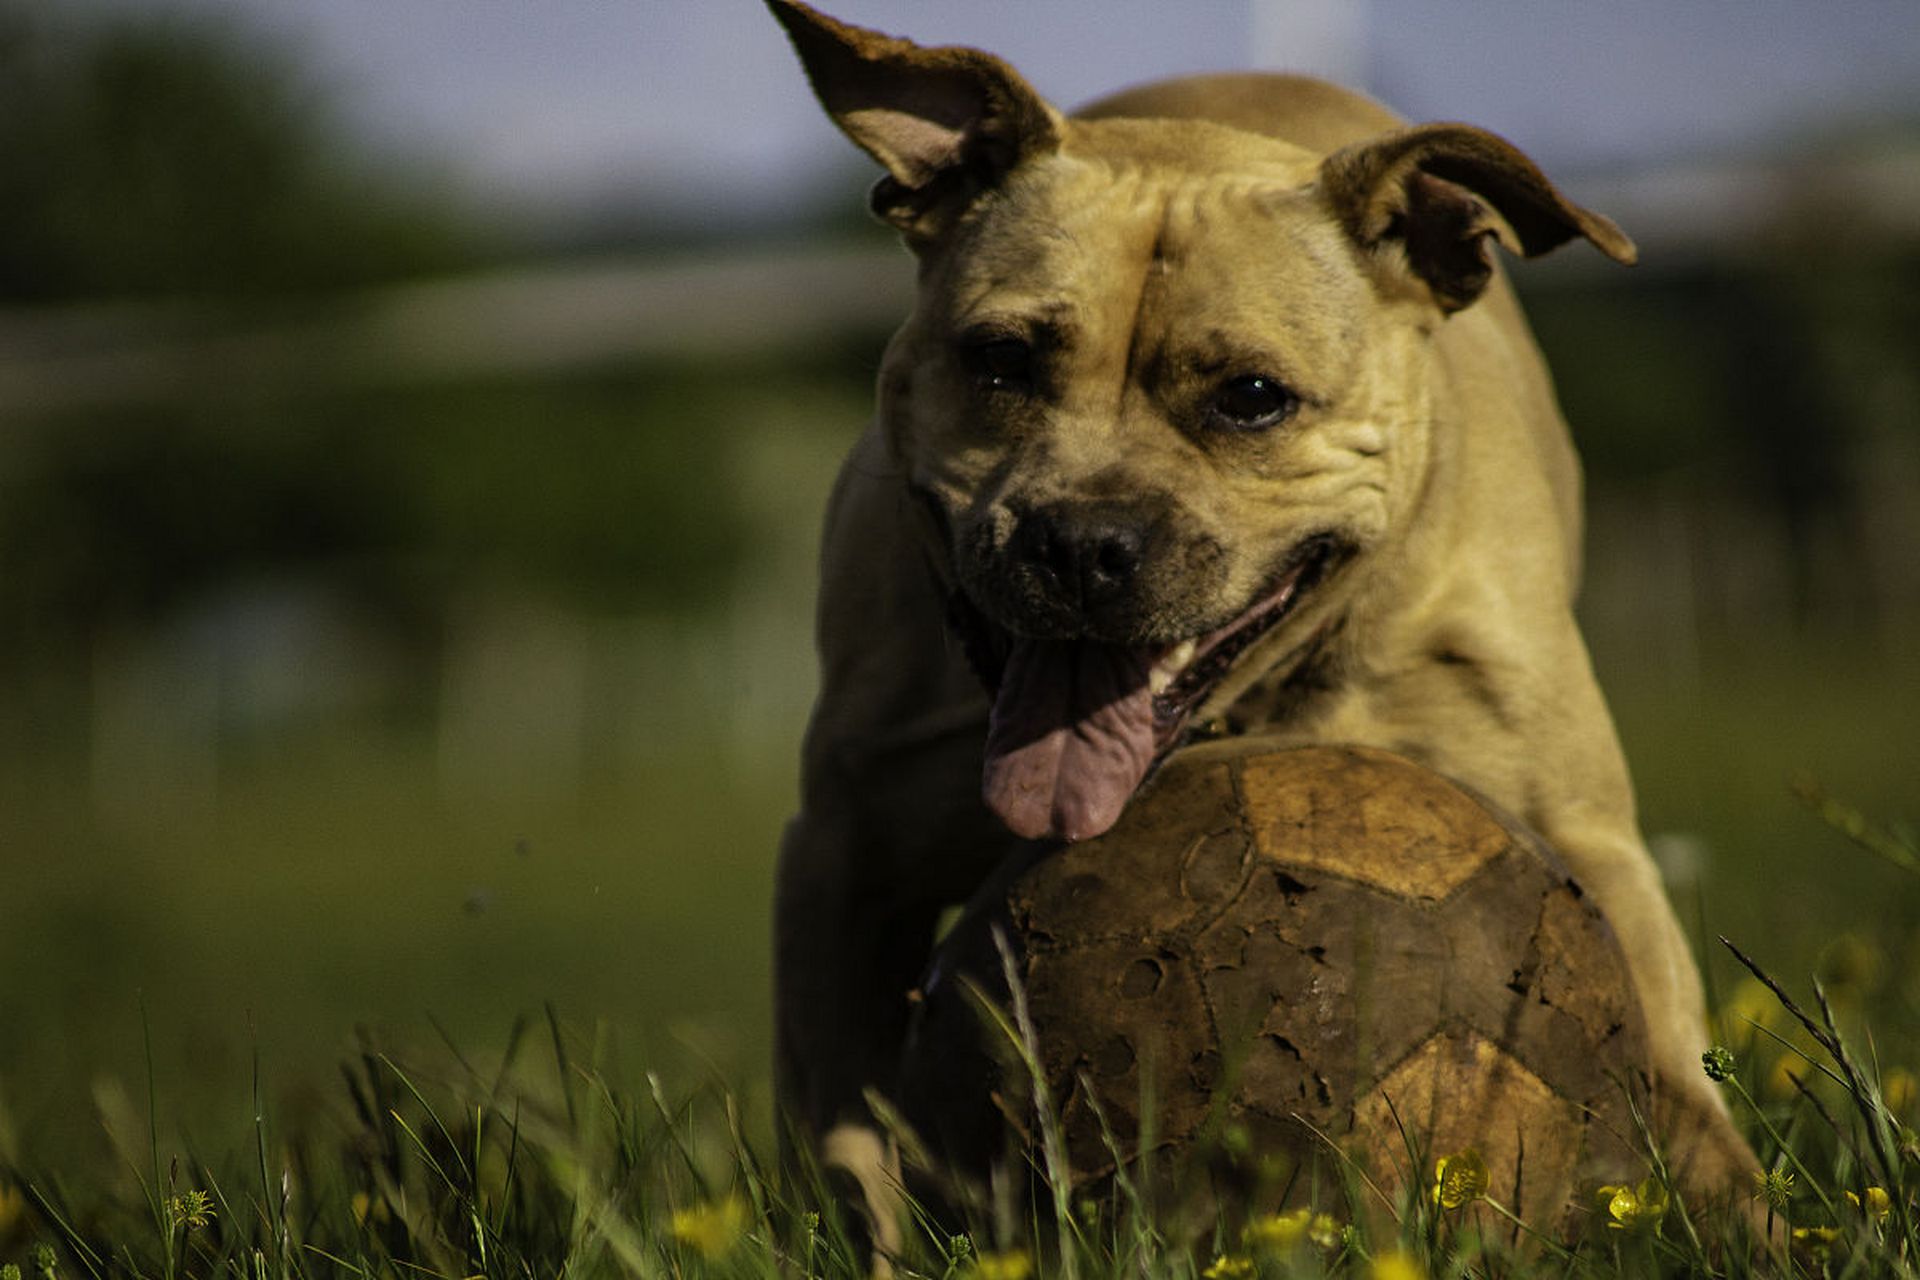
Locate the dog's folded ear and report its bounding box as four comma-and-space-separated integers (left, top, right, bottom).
1321, 123, 1637, 313
767, 0, 1062, 243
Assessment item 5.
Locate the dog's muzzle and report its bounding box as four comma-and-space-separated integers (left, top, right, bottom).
951, 527, 1350, 846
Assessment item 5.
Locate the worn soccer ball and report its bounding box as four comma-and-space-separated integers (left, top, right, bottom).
895, 743, 1657, 1232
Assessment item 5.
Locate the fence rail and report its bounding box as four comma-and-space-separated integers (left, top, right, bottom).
0, 243, 915, 419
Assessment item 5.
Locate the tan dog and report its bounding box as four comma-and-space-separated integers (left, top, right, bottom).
768, 0, 1755, 1243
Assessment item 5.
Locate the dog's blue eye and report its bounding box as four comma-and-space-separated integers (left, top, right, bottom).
966, 336, 1035, 391
1212, 375, 1297, 429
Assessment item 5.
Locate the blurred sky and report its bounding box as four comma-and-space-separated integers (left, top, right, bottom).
62, 1, 1920, 226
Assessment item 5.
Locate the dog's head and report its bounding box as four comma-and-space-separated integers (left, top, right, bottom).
771, 2, 1635, 843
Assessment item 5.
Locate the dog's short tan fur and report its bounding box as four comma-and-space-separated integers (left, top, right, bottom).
768, 2, 1756, 1243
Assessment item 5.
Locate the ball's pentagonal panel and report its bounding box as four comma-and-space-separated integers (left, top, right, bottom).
1238, 747, 1512, 900
896, 744, 1656, 1231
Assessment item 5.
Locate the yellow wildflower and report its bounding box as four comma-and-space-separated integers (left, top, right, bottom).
1713, 978, 1781, 1050
1244, 1207, 1340, 1253
349, 1191, 390, 1227
1246, 1210, 1307, 1253
1846, 1186, 1893, 1221
1883, 1068, 1918, 1116
1201, 1254, 1254, 1280
1369, 1249, 1427, 1280
1791, 1225, 1842, 1262
1765, 1048, 1818, 1101
1816, 933, 1883, 998
968, 1251, 1033, 1280
669, 1195, 749, 1260
0, 1181, 25, 1236
1432, 1149, 1489, 1209
1597, 1179, 1669, 1233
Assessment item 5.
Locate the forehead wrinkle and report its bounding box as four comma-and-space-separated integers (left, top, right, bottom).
1137, 181, 1362, 399
1124, 175, 1292, 383
948, 159, 1159, 319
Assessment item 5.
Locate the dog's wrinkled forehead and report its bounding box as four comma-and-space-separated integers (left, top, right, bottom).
925, 123, 1371, 397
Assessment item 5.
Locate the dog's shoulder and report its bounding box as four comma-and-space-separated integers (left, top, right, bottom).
1073, 73, 1403, 158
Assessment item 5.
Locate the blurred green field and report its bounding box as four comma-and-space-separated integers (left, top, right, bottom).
1598, 635, 1919, 993
0, 735, 789, 1140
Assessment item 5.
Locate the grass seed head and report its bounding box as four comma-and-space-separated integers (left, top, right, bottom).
1754, 1165, 1796, 1209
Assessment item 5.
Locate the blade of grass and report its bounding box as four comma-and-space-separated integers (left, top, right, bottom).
23, 1183, 110, 1280
545, 1003, 579, 1138
378, 1055, 474, 1187
988, 925, 1080, 1280
1791, 777, 1920, 877
139, 997, 174, 1280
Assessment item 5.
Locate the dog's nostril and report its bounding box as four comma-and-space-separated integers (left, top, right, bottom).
1037, 526, 1077, 578
1091, 529, 1143, 584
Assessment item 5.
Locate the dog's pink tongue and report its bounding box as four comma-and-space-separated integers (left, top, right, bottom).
982, 638, 1157, 843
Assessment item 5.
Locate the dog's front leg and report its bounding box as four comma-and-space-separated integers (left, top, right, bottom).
1536, 805, 1762, 1195
775, 425, 1013, 1253
775, 715, 1013, 1250
774, 803, 935, 1256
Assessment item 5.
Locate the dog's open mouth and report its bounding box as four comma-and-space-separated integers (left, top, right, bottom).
953, 534, 1347, 843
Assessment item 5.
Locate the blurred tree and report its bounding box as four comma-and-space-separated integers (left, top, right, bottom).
0, 2, 482, 300
0, 368, 759, 661
0, 1, 775, 751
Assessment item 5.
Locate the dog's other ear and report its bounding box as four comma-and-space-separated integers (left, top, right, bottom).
1321, 123, 1636, 312
767, 0, 1062, 242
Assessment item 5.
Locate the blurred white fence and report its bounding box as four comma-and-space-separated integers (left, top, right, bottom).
0, 242, 913, 418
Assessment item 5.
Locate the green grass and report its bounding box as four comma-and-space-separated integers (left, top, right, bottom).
0, 866, 1917, 1279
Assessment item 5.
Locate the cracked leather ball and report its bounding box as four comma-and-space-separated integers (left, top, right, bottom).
895, 743, 1657, 1233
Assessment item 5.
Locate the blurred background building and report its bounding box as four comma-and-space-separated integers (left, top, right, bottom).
1, 0, 1916, 1146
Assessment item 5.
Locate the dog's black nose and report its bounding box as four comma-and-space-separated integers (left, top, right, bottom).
1012, 503, 1145, 607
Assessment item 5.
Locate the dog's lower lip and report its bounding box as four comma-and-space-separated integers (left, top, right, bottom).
1148, 535, 1342, 731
